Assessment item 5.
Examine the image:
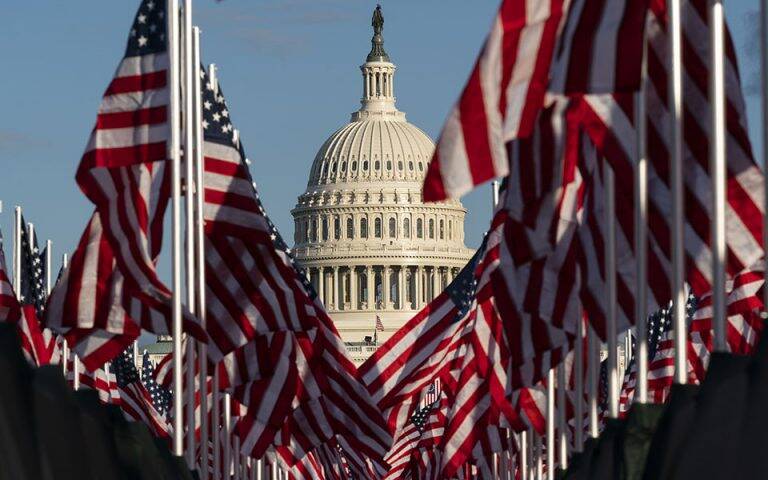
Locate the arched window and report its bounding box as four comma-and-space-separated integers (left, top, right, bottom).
311, 218, 318, 242
439, 219, 444, 240
403, 218, 411, 238
304, 220, 310, 242
361, 218, 368, 239
416, 218, 423, 238
388, 217, 396, 238
334, 216, 341, 240
322, 217, 329, 241
374, 217, 382, 238
429, 219, 435, 239
346, 217, 354, 239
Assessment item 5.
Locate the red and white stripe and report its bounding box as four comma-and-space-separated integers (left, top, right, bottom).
66, 356, 119, 404
17, 305, 60, 367
0, 236, 20, 323
115, 378, 171, 440
423, 0, 567, 201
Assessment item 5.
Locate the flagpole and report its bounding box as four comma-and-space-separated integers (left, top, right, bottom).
709, 0, 727, 352
182, 0, 198, 468
224, 393, 232, 480
635, 62, 649, 402
62, 253, 69, 376
168, 0, 185, 458
45, 240, 52, 295
574, 315, 584, 449
520, 430, 528, 480
535, 434, 543, 480
546, 368, 555, 479
209, 62, 222, 480
605, 163, 619, 419
193, 25, 209, 480
557, 365, 567, 471
762, 0, 768, 317
492, 180, 500, 209
13, 206, 21, 291
587, 324, 599, 438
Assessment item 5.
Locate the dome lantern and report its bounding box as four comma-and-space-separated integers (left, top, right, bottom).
358, 5, 398, 118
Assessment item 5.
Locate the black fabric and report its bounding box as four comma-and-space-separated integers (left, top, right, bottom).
73, 390, 129, 480
617, 403, 664, 480
588, 418, 625, 479
736, 323, 768, 478
672, 352, 750, 479
563, 437, 599, 480
110, 413, 171, 480
641, 384, 699, 480
32, 365, 95, 480
0, 324, 43, 480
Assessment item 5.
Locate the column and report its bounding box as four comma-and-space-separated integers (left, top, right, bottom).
432, 267, 440, 300
332, 266, 339, 310
317, 267, 325, 305
366, 266, 374, 310
398, 267, 405, 310
415, 266, 423, 309
383, 267, 391, 309
351, 267, 358, 310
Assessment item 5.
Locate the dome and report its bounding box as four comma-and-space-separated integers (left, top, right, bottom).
307, 115, 435, 188
291, 7, 474, 364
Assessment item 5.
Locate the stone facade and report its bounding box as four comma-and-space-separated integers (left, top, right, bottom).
292, 17, 474, 363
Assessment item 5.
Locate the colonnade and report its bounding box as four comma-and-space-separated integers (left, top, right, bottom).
306, 265, 460, 311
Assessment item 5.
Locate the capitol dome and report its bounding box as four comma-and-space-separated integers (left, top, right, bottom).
292, 6, 474, 364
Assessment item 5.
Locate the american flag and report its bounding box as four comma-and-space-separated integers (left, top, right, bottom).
45, 0, 207, 370
197, 71, 390, 469
383, 398, 443, 480
19, 217, 46, 316
0, 229, 20, 323
140, 350, 171, 416
111, 347, 171, 440
375, 315, 384, 332
66, 356, 119, 405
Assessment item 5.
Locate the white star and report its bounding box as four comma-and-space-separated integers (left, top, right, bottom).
203, 100, 212, 110
138, 36, 148, 47
202, 120, 209, 129
212, 112, 221, 122
138, 13, 147, 24
147, 1, 155, 10
221, 109, 229, 118
216, 95, 224, 103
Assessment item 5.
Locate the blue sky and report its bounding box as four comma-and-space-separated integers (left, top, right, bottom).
0, 0, 764, 281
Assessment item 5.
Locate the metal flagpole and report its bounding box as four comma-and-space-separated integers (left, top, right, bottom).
535, 434, 543, 480
557, 365, 568, 471
605, 163, 619, 419
167, 0, 185, 458
62, 253, 69, 376
520, 430, 528, 480
208, 62, 222, 480
762, 0, 768, 317
182, 0, 197, 467
13, 206, 21, 290
224, 393, 232, 480
546, 368, 555, 479
45, 240, 52, 295
192, 25, 209, 480
669, 0, 687, 386
635, 73, 649, 405
709, 0, 727, 352
587, 324, 600, 437
574, 316, 584, 449
492, 180, 500, 208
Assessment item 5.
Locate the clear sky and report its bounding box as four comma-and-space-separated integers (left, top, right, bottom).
0, 0, 764, 283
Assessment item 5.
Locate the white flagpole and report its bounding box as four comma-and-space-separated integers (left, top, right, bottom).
182, 0, 197, 468
45, 240, 52, 295
192, 25, 209, 480
492, 180, 500, 209
546, 368, 555, 479
636, 66, 649, 404
669, 0, 687, 385
168, 0, 185, 458
208, 61, 222, 480
520, 430, 528, 480
762, 0, 768, 317
13, 206, 21, 291
557, 365, 568, 471
709, 0, 727, 352
535, 434, 543, 480
62, 253, 69, 376
587, 324, 600, 437
574, 316, 584, 449
224, 393, 232, 480
605, 163, 619, 419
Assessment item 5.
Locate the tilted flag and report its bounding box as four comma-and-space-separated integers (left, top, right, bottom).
140, 350, 172, 416
0, 229, 20, 323
195, 72, 390, 469
111, 347, 171, 440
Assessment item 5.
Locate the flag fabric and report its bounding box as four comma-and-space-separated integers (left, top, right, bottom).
111, 347, 171, 440
0, 229, 20, 323
375, 316, 384, 332
66, 355, 119, 404
74, 0, 173, 307
140, 350, 172, 416
422, 0, 567, 201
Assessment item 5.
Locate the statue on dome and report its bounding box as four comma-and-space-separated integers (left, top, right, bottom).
372, 5, 384, 35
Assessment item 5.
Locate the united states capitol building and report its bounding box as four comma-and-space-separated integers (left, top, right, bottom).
291, 8, 474, 364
